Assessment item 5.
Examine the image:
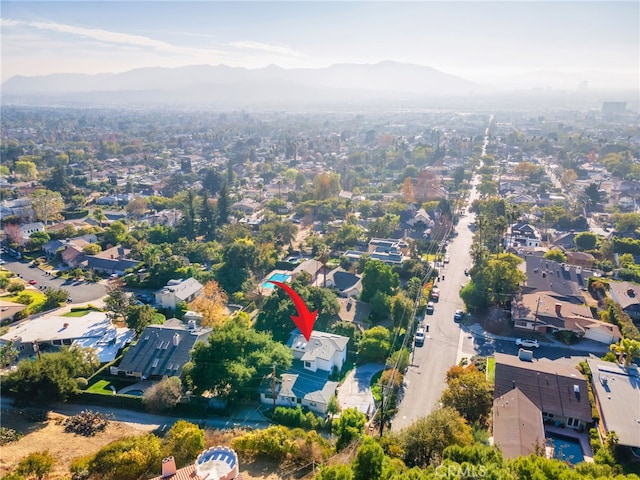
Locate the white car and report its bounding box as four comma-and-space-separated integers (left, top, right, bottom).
454, 309, 464, 321
415, 327, 426, 346
515, 338, 540, 349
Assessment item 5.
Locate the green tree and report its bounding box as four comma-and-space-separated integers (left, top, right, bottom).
82, 243, 102, 255
43, 287, 70, 309
352, 437, 384, 480
14, 160, 38, 180
92, 207, 107, 227
104, 287, 135, 323
357, 326, 391, 364
103, 221, 128, 246
391, 293, 413, 329
543, 249, 567, 262
399, 407, 473, 467
440, 365, 493, 424
361, 260, 399, 302
574, 231, 598, 251
143, 376, 182, 413
27, 231, 50, 251
15, 450, 55, 480
188, 321, 292, 399
161, 420, 205, 468
613, 212, 640, 233
126, 304, 160, 336
584, 182, 602, 207
315, 465, 354, 480
30, 189, 65, 227
4, 347, 99, 405
216, 238, 257, 294
610, 337, 640, 367
88, 434, 162, 480
332, 408, 367, 450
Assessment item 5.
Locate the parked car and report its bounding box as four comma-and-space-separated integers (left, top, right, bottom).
515, 338, 540, 349
464, 268, 469, 276
454, 309, 464, 321
415, 327, 426, 346
426, 302, 435, 315
430, 288, 440, 301
29, 280, 37, 285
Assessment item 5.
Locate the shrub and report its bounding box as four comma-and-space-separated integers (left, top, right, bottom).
15, 293, 33, 305
0, 427, 23, 445
7, 282, 25, 294
76, 377, 89, 390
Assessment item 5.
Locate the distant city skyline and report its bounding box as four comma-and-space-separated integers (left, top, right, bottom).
1, 1, 638, 85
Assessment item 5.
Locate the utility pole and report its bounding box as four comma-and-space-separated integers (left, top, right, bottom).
533, 295, 541, 334
271, 363, 277, 410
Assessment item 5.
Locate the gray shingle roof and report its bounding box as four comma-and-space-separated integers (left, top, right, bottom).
117, 323, 211, 378
494, 353, 592, 423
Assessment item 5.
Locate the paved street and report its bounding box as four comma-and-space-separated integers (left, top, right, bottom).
0, 253, 107, 305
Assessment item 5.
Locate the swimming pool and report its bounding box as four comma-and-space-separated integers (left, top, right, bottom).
262, 271, 292, 289
547, 432, 584, 464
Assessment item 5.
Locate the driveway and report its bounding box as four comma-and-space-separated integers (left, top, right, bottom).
337, 363, 384, 418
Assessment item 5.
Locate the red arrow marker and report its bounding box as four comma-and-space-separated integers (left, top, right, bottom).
269, 281, 317, 341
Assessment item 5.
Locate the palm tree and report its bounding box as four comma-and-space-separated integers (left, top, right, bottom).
610, 338, 640, 367
316, 244, 330, 288
93, 207, 107, 228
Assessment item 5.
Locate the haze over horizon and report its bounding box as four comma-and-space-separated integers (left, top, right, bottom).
1, 1, 638, 90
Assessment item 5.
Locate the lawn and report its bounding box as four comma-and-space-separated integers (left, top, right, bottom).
62, 309, 91, 317
1, 290, 46, 305
486, 356, 495, 383
87, 379, 134, 395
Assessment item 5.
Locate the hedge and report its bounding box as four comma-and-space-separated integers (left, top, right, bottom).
63, 209, 89, 220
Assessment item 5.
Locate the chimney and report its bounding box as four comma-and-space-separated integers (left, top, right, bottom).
555, 303, 562, 316
172, 333, 180, 346
63, 323, 69, 329
161, 456, 177, 478
627, 288, 635, 297
187, 319, 196, 330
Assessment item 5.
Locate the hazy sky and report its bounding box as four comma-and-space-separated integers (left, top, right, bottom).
1, 1, 638, 82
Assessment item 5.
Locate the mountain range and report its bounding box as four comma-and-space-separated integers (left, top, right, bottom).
1, 62, 635, 108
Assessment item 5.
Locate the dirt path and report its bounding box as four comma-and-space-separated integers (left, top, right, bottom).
0, 408, 281, 479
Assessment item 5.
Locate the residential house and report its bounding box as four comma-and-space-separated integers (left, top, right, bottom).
323, 267, 362, 298
553, 232, 580, 250
20, 222, 45, 241
142, 208, 182, 228
85, 245, 141, 276
521, 256, 596, 304
61, 243, 89, 269
292, 259, 325, 285
608, 280, 640, 322
231, 198, 261, 214
42, 234, 98, 260
511, 291, 621, 344
259, 331, 349, 415
149, 447, 244, 480
505, 222, 541, 248
494, 353, 592, 430
493, 387, 546, 459
346, 238, 409, 265
289, 330, 349, 373
155, 278, 204, 310
587, 359, 640, 453
565, 251, 596, 268
111, 319, 211, 380
0, 311, 134, 363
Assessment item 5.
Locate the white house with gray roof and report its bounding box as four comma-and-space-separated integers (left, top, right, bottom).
155, 278, 203, 310
289, 330, 349, 373
0, 311, 134, 363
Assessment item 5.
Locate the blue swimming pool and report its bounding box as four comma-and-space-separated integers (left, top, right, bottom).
262, 272, 291, 289
547, 432, 584, 464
